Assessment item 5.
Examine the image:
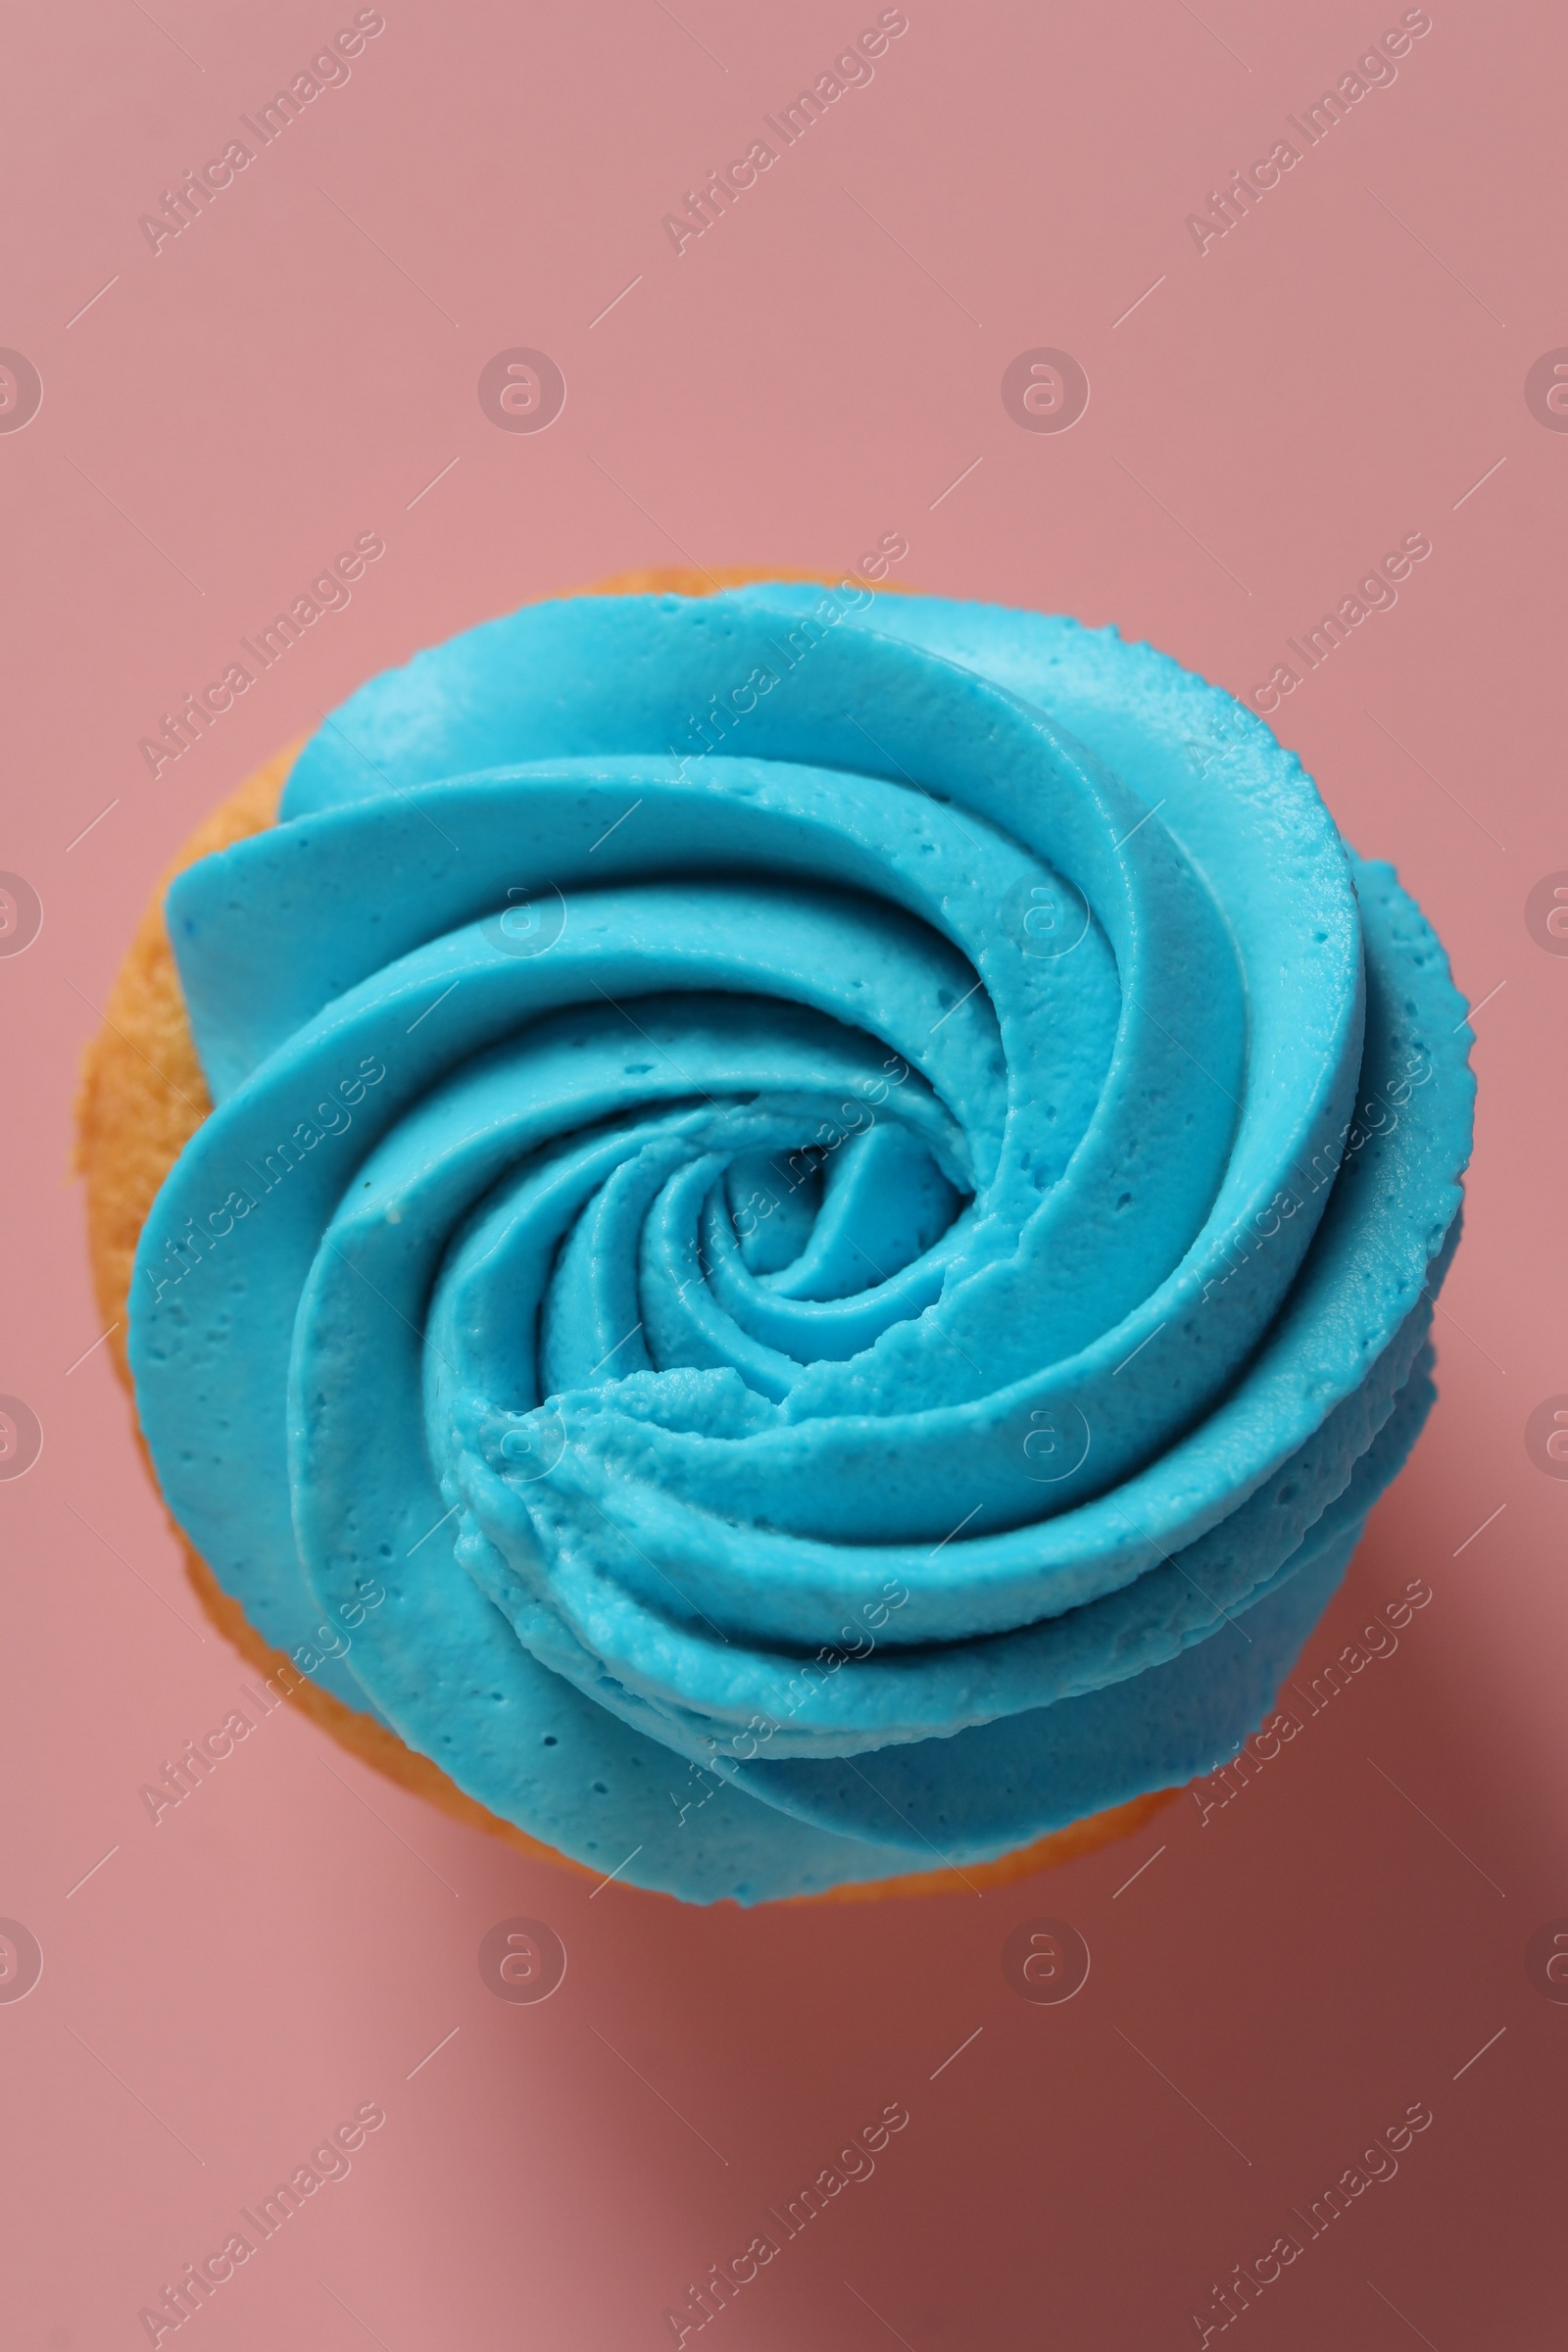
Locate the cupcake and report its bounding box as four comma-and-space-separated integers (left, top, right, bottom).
78, 567, 1474, 1904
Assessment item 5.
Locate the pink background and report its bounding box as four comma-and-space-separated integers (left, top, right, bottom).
3, 1, 1565, 2343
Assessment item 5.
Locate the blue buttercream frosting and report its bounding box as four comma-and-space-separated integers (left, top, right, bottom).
128, 585, 1474, 1902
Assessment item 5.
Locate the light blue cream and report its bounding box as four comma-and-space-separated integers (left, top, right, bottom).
129, 586, 1474, 1901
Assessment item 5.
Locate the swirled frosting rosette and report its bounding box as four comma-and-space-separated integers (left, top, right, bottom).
129, 584, 1474, 1901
